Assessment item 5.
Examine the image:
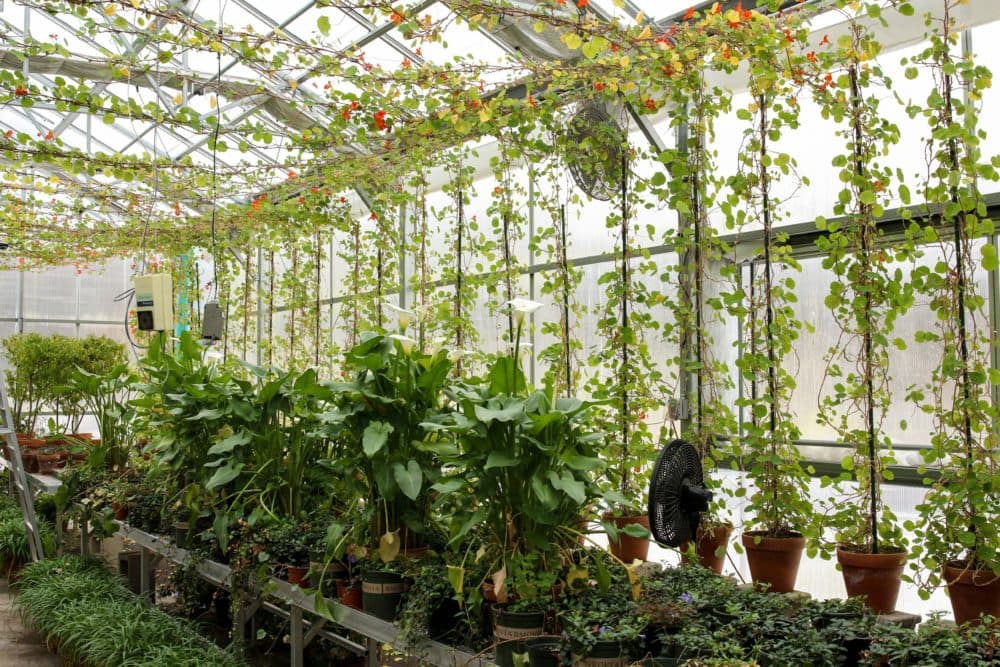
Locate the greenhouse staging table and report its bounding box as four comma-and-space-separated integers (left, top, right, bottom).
0, 457, 61, 495
112, 522, 489, 667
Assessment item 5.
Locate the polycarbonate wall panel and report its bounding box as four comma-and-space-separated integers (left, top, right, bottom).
22, 266, 78, 320
78, 260, 130, 322
0, 271, 17, 319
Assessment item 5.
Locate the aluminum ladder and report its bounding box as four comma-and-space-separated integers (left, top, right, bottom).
0, 367, 45, 561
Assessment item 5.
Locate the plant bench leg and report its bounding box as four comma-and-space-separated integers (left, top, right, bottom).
290, 607, 304, 667
139, 546, 154, 601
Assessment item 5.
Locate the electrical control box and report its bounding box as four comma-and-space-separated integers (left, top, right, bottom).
133, 274, 173, 332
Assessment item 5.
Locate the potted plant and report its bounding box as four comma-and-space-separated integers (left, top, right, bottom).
898, 0, 1000, 625
809, 12, 910, 613
319, 328, 452, 555
717, 22, 818, 592
2, 333, 47, 438
264, 519, 310, 586
428, 299, 608, 662
561, 579, 646, 667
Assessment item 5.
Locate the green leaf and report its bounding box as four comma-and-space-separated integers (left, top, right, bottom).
394, 460, 422, 500
485, 451, 519, 469
363, 421, 393, 457
982, 244, 998, 271
317, 15, 331, 35
206, 462, 244, 490
548, 470, 585, 504
621, 523, 650, 538
447, 565, 465, 598
207, 430, 251, 455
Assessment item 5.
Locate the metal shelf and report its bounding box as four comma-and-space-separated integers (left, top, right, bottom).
114, 523, 489, 667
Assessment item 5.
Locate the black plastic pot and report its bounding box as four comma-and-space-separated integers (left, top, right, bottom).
524, 636, 561, 667
493, 607, 545, 667
571, 639, 634, 667
361, 570, 407, 621
427, 597, 462, 641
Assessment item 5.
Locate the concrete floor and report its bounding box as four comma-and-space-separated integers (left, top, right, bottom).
0, 579, 62, 666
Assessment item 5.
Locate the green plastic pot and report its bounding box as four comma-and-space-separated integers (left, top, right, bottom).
493, 607, 545, 667
361, 570, 406, 621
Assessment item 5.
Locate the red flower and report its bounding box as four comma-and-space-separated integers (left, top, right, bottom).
390, 10, 404, 25
401, 58, 412, 69
350, 100, 360, 110
683, 6, 695, 20
14, 85, 28, 97
806, 51, 817, 63
594, 81, 605, 91
820, 34, 830, 46
340, 196, 347, 203
374, 109, 388, 131
4, 130, 12, 139
44, 130, 54, 141
644, 98, 657, 111
342, 108, 351, 121
287, 170, 296, 179
577, 0, 588, 7
370, 212, 378, 220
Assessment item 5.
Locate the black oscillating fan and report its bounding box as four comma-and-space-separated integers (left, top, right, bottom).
648, 439, 714, 547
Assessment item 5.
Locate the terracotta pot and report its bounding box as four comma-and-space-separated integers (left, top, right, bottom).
35, 453, 61, 474
741, 531, 806, 593
336, 579, 362, 609
944, 560, 1000, 626
113, 503, 128, 521
605, 514, 650, 563
20, 437, 45, 450
681, 524, 733, 574
836, 546, 906, 614
285, 564, 309, 586
20, 452, 38, 473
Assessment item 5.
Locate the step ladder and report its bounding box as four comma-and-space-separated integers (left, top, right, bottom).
0, 367, 45, 561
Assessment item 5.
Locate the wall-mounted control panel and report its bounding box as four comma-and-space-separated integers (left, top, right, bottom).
133, 274, 173, 332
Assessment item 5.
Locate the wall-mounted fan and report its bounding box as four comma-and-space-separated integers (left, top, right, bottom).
564, 102, 626, 202
648, 439, 714, 547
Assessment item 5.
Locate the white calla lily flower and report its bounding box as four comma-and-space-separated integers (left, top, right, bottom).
384, 301, 417, 330
387, 333, 417, 355
506, 298, 544, 324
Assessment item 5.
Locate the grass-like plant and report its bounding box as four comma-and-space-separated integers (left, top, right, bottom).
14, 555, 245, 667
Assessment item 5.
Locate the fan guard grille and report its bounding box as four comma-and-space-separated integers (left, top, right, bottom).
648, 439, 709, 547
564, 103, 625, 202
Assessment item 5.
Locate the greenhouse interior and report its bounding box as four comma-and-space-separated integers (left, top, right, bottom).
0, 0, 998, 665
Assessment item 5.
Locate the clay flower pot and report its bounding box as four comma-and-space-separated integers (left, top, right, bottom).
741, 531, 806, 593
604, 513, 650, 563
681, 523, 733, 574
836, 546, 906, 614
944, 560, 1000, 626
